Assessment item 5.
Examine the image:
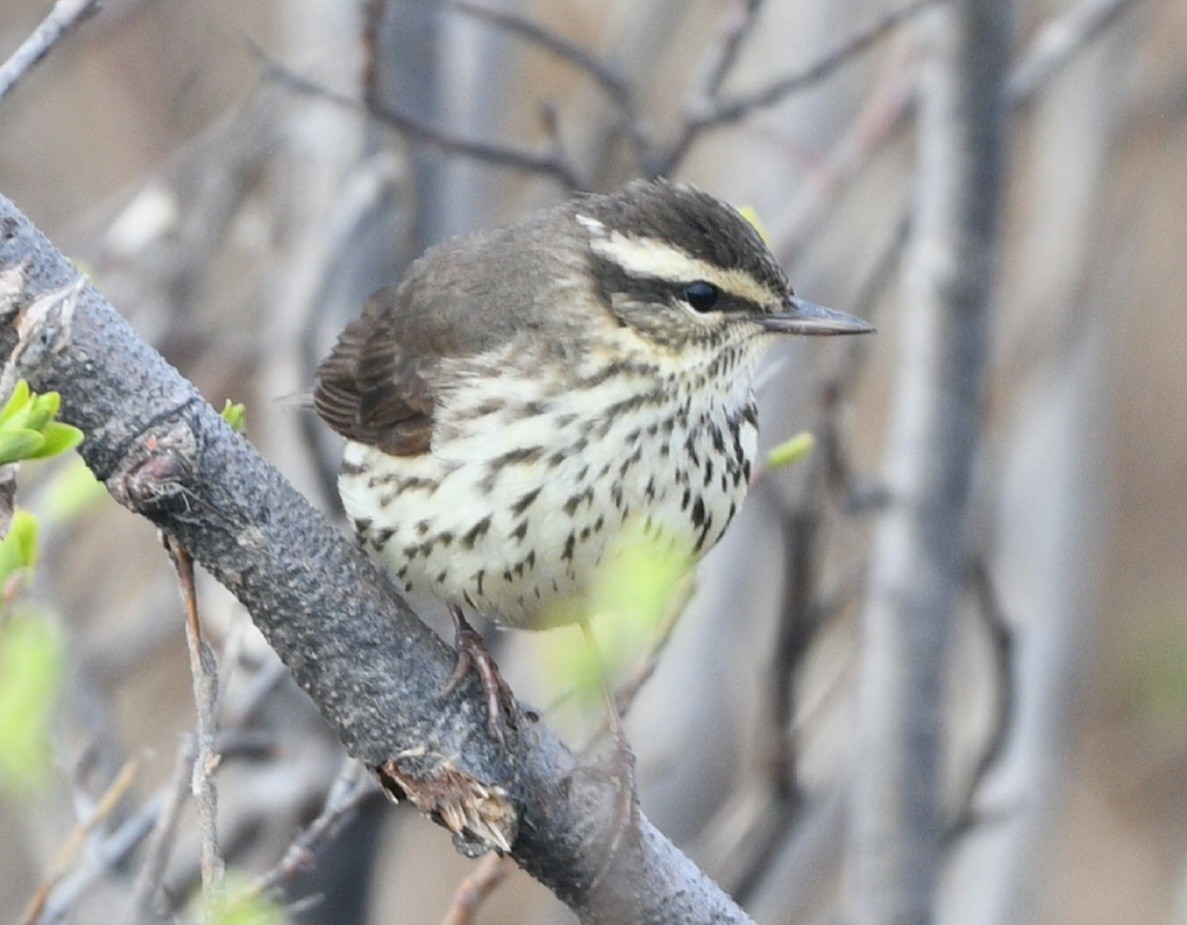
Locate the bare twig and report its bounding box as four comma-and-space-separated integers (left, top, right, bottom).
658, 0, 933, 173
38, 797, 162, 924
1009, 0, 1148, 108
252, 761, 379, 897
946, 558, 1017, 842
446, 0, 630, 111
130, 737, 198, 915
253, 44, 582, 189
164, 536, 226, 914
439, 854, 517, 925
0, 0, 101, 104
703, 0, 768, 98
20, 755, 143, 925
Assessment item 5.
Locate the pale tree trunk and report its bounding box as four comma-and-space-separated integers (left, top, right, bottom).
847, 2, 1010, 924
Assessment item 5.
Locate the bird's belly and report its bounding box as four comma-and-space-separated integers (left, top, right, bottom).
339, 394, 757, 629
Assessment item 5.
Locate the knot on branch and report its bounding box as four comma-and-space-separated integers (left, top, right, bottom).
374, 748, 518, 857
107, 421, 199, 519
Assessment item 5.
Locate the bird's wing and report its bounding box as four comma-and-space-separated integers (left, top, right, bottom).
313, 288, 448, 456
314, 209, 587, 456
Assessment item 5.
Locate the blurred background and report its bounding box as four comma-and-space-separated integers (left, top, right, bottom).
0, 0, 1185, 923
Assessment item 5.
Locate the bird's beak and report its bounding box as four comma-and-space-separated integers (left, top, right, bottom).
757, 295, 875, 336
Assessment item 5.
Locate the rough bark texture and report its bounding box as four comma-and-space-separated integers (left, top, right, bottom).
0, 194, 755, 925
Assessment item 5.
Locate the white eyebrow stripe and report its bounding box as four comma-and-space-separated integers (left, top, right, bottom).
588, 229, 777, 307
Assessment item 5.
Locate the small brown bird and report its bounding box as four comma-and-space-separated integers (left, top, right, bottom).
315, 178, 871, 721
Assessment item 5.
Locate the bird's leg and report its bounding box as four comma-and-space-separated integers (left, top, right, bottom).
445, 605, 518, 747
580, 620, 640, 858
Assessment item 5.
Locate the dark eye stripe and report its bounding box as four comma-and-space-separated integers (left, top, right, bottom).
590, 255, 767, 315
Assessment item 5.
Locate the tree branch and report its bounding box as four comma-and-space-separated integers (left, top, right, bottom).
0, 0, 101, 105
847, 0, 1009, 922
0, 193, 753, 925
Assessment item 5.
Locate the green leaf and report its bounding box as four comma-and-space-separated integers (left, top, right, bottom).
0, 612, 63, 795
0, 509, 39, 586
737, 205, 771, 245
0, 381, 31, 427
221, 400, 246, 434
766, 431, 816, 471
537, 521, 689, 711
207, 881, 285, 925
0, 430, 45, 466
26, 422, 84, 460
0, 383, 83, 464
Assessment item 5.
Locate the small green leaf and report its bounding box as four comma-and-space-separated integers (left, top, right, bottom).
766, 431, 816, 471
0, 381, 31, 427
537, 521, 689, 711
0, 430, 45, 466
0, 383, 82, 464
26, 422, 84, 460
737, 205, 771, 245
207, 881, 285, 925
221, 400, 247, 434
0, 612, 63, 794
0, 509, 39, 586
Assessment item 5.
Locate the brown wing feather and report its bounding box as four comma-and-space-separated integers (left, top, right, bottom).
313, 291, 437, 456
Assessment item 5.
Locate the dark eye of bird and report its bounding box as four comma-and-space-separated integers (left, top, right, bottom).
684, 281, 720, 312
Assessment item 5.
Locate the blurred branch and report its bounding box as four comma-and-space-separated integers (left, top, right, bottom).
440, 854, 516, 925
130, 738, 197, 916
445, 1, 631, 114
252, 761, 379, 898
0, 0, 101, 105
848, 1, 1009, 923
702, 0, 767, 98
658, 0, 933, 174
20, 755, 144, 925
1009, 0, 1148, 108
946, 558, 1016, 843
0, 194, 754, 925
253, 44, 582, 189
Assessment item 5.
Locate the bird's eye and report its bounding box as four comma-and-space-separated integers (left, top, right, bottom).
684, 281, 720, 312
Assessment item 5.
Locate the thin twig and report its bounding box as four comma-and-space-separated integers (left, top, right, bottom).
38, 796, 162, 924
1009, 0, 1147, 108
705, 0, 934, 126
446, 0, 630, 111
0, 0, 101, 104
947, 557, 1017, 842
129, 737, 197, 915
703, 0, 768, 98
20, 754, 143, 925
164, 536, 226, 914
252, 761, 379, 897
658, 0, 933, 173
252, 43, 582, 189
439, 854, 517, 925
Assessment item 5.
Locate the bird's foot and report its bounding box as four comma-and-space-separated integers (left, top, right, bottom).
444, 606, 518, 748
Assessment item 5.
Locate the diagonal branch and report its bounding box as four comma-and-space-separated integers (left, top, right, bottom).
253, 46, 582, 189
657, 0, 932, 174
0, 0, 101, 105
0, 193, 752, 925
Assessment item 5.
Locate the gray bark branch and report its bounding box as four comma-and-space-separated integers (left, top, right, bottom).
847, 0, 1010, 922
0, 194, 754, 925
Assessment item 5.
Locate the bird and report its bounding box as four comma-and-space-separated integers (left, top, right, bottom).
314, 177, 872, 734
